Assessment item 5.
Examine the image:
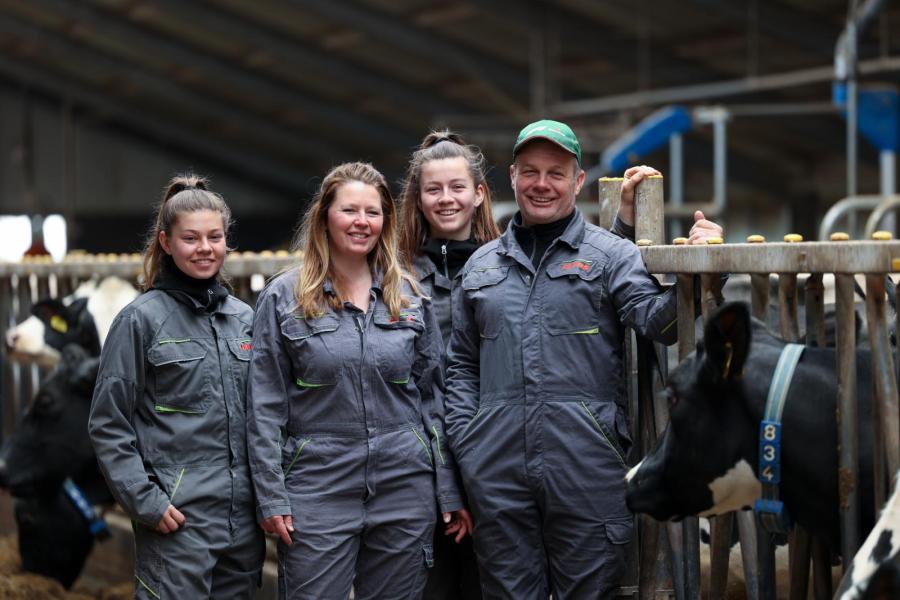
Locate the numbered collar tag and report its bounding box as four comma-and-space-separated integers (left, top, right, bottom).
754, 343, 804, 535
758, 420, 782, 485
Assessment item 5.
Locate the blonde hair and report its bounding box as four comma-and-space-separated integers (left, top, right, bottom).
398, 130, 500, 266
292, 162, 415, 318
141, 174, 232, 291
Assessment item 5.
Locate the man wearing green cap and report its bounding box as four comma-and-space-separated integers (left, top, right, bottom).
443, 119, 722, 598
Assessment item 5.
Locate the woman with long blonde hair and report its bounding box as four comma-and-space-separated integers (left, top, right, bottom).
247, 162, 471, 599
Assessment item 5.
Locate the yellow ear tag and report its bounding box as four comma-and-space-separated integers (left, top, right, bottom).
50, 315, 68, 334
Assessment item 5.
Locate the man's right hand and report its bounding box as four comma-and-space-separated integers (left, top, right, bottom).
157, 504, 186, 534
261, 514, 294, 545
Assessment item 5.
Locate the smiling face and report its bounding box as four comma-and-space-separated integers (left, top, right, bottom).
418, 156, 485, 240
158, 209, 226, 280
326, 181, 384, 262
510, 140, 586, 226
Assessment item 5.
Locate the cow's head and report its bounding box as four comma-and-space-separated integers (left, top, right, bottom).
5, 296, 100, 367
626, 302, 763, 521
0, 344, 99, 497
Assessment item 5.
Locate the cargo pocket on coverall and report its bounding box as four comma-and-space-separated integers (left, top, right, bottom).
280, 314, 341, 388
133, 524, 162, 599
147, 339, 210, 413
581, 402, 628, 470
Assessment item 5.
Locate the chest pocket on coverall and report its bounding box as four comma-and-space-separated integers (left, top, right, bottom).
461, 266, 510, 340
543, 259, 604, 335
226, 338, 252, 396
147, 339, 211, 413
280, 314, 342, 388
372, 307, 424, 385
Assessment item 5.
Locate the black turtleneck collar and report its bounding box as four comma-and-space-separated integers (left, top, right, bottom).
153, 256, 229, 312
513, 209, 576, 268
422, 237, 480, 280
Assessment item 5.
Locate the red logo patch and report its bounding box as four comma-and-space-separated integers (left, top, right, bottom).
240, 342, 252, 351
562, 261, 591, 272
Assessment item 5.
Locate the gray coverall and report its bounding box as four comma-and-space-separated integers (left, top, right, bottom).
444, 210, 678, 599
247, 271, 463, 600
413, 252, 482, 600
89, 290, 265, 599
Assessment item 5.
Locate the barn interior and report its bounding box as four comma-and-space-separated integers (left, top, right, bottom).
2, 1, 900, 599
0, 0, 898, 255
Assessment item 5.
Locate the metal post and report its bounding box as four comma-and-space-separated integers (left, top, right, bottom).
677, 274, 699, 600
836, 274, 860, 569
669, 134, 684, 239
713, 112, 727, 216
635, 176, 665, 246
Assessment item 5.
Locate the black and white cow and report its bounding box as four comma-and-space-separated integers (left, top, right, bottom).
625, 301, 876, 551
0, 344, 113, 588
5, 276, 137, 367
836, 473, 900, 600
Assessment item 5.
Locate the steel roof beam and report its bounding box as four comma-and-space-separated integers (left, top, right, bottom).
0, 12, 345, 168
29, 0, 414, 149
686, 0, 841, 60
185, 0, 462, 116
0, 53, 309, 196
477, 0, 730, 95
291, 0, 529, 115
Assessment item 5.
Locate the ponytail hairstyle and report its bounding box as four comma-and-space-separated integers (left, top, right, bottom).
398, 129, 500, 265
141, 173, 233, 291
292, 162, 415, 318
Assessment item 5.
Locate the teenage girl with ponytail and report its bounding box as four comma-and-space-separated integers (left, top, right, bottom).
89, 174, 265, 599
398, 131, 501, 599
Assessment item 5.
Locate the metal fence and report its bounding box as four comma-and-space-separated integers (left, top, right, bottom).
0, 252, 300, 442
604, 176, 900, 599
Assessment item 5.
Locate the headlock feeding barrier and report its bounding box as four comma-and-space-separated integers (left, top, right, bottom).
603, 175, 900, 599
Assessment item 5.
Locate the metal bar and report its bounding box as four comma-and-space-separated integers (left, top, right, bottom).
750, 274, 770, 324
788, 527, 811, 600
804, 274, 826, 346
865, 274, 900, 508
639, 241, 900, 274
551, 56, 900, 117
835, 273, 861, 570
778, 274, 800, 342
0, 276, 14, 444
676, 275, 699, 600
669, 134, 684, 240
811, 537, 832, 599
708, 514, 733, 600
735, 511, 762, 600
636, 176, 665, 246
599, 178, 624, 231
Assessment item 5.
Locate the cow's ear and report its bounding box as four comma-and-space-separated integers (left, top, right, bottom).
702, 302, 751, 383
65, 297, 90, 318
30, 299, 65, 322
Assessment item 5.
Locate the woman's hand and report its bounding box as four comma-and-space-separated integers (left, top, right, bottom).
442, 509, 474, 543
157, 504, 186, 534
261, 514, 295, 545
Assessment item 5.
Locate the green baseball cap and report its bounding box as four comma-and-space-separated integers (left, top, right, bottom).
513, 119, 582, 165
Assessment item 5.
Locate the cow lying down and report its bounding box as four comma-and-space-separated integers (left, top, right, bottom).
0, 344, 112, 588
5, 276, 137, 367
625, 301, 876, 555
